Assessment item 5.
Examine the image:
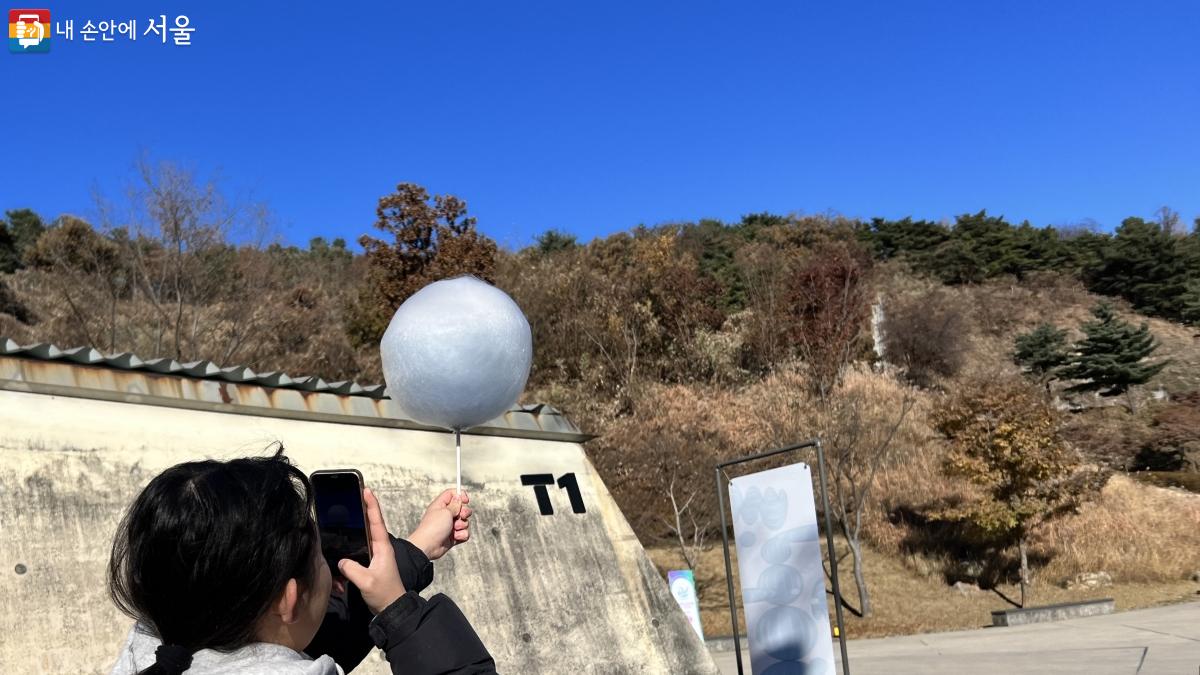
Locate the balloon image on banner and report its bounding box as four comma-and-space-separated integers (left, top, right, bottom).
380, 276, 533, 494
730, 463, 835, 675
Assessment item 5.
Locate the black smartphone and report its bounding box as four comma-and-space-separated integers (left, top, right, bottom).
310, 469, 372, 574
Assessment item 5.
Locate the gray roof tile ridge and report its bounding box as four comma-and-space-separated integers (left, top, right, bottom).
0, 337, 376, 396
0, 337, 585, 436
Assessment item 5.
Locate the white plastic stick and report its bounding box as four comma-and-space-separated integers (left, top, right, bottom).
454, 427, 462, 498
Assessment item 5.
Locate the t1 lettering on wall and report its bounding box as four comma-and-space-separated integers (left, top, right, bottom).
520, 473, 586, 515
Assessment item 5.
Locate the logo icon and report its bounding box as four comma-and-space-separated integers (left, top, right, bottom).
9, 9, 50, 53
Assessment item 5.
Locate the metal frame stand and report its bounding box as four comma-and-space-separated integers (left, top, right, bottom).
715, 438, 850, 675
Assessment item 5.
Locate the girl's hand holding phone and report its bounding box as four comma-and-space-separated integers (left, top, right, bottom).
337, 488, 407, 614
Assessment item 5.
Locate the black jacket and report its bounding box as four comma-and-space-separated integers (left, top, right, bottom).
304, 536, 496, 674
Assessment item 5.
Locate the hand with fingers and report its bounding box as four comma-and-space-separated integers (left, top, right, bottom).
337, 488, 407, 615
408, 489, 473, 561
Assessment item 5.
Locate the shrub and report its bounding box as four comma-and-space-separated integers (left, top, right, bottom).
586, 382, 767, 545
1061, 406, 1153, 471
500, 229, 724, 404
1136, 391, 1200, 471
0, 277, 33, 324
786, 241, 874, 398
881, 287, 970, 387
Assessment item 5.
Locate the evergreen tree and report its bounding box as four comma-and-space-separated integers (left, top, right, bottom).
678, 219, 745, 310
951, 210, 1020, 279
0, 223, 17, 273
1085, 217, 1187, 320
0, 209, 46, 269
1184, 221, 1200, 327
1058, 303, 1167, 411
1013, 323, 1070, 389
856, 217, 949, 261
1180, 279, 1200, 327
534, 229, 578, 256
1183, 220, 1200, 282
930, 237, 985, 284
1011, 222, 1066, 274
1060, 228, 1111, 275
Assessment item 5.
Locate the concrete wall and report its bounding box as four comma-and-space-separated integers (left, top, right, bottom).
0, 387, 718, 673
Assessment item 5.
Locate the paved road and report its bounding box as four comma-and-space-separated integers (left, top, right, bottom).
710, 601, 1200, 674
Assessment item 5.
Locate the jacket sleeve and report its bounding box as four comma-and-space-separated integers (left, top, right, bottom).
391, 535, 435, 593
368, 592, 497, 675
305, 536, 434, 671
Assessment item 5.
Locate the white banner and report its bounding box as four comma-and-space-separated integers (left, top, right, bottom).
730, 463, 835, 674
668, 569, 705, 640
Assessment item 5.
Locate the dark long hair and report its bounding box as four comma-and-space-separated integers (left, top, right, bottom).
108, 449, 318, 674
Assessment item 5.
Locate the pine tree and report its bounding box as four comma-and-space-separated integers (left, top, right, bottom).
1060, 228, 1111, 276
1085, 217, 1187, 320
1180, 279, 1200, 327
1011, 222, 1066, 275
931, 238, 985, 284
1058, 303, 1167, 411
0, 209, 46, 272
1013, 323, 1069, 390
0, 223, 18, 274
857, 217, 950, 262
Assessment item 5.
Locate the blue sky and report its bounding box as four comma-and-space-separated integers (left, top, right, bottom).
3, 1, 1198, 249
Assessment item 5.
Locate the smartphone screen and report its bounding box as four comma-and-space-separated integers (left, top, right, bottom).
311, 470, 371, 573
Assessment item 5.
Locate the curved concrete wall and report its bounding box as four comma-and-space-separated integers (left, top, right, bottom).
0, 386, 717, 674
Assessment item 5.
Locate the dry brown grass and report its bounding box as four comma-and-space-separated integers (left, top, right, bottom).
633, 358, 1200, 639
742, 363, 930, 446
647, 538, 1199, 640
584, 342, 1200, 639
1037, 475, 1200, 583
1133, 471, 1200, 492
863, 401, 1200, 589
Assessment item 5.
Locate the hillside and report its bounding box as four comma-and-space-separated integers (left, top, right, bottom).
3, 183, 1199, 637
576, 273, 1200, 638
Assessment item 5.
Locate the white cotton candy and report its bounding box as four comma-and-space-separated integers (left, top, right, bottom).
380, 276, 533, 431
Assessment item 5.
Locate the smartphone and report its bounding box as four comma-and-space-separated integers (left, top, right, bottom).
310, 469, 372, 574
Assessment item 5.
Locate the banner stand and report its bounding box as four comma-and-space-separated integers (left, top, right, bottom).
714, 438, 851, 675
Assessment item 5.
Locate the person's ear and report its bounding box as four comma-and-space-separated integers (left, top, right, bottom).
272, 578, 301, 624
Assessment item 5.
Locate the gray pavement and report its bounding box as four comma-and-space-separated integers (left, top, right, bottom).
710, 601, 1200, 674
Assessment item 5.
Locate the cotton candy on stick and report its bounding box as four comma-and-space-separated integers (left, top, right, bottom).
380, 276, 533, 496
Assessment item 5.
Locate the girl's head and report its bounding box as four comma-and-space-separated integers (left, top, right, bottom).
108, 450, 332, 672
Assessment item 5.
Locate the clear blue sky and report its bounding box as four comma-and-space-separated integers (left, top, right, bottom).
3, 1, 1198, 249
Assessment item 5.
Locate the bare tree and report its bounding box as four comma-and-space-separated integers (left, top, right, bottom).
819, 381, 915, 616
660, 472, 709, 571
23, 215, 123, 349
755, 241, 917, 617
756, 367, 915, 618
1154, 206, 1181, 236
131, 158, 230, 358
96, 158, 274, 361
736, 241, 791, 369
